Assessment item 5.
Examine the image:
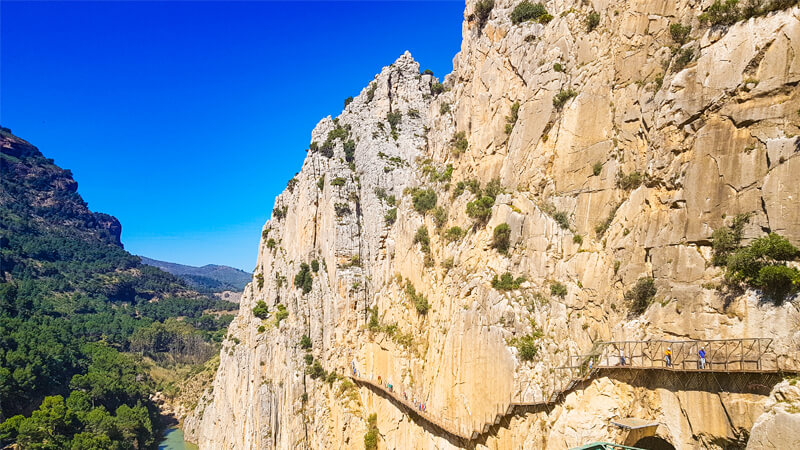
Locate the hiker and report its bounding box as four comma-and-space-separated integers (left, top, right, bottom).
378, 375, 381, 385
619, 349, 626, 366
699, 347, 706, 369
665, 347, 672, 367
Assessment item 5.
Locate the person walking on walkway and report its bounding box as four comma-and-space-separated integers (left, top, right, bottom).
699, 347, 706, 369
619, 349, 626, 366
665, 347, 672, 367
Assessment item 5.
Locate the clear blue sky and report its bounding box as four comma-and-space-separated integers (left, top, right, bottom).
1, 1, 464, 270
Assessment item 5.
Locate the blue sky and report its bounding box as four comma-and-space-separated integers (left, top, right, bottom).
1, 1, 464, 270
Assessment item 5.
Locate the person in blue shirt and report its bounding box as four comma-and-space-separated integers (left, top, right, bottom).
699, 347, 707, 369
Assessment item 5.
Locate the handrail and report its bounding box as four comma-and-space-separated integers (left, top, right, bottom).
349, 338, 797, 442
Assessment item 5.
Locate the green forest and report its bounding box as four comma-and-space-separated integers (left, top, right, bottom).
0, 134, 237, 449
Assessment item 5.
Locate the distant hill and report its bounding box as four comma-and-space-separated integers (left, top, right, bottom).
139, 256, 250, 293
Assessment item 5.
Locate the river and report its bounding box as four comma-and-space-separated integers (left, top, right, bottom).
159, 428, 198, 450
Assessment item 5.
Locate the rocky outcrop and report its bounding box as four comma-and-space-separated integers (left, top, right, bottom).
748, 380, 800, 449
187, 1, 800, 448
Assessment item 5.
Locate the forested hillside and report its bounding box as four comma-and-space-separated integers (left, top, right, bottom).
0, 127, 237, 448
139, 256, 250, 293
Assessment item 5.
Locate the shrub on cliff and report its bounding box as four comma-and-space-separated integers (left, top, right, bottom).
725, 233, 800, 302
275, 304, 289, 324
550, 281, 567, 298
586, 11, 600, 31
474, 0, 494, 29
466, 196, 495, 223
711, 213, 750, 266
511, 1, 549, 25
364, 413, 379, 450
492, 223, 511, 254
414, 226, 431, 254
445, 226, 466, 242
300, 335, 312, 350
294, 263, 313, 294
252, 300, 269, 320
492, 272, 525, 291
411, 188, 437, 214
625, 277, 657, 314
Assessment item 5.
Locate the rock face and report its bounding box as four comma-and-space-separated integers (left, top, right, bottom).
186, 2, 800, 449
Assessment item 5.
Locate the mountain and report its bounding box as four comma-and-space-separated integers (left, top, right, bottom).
186, 2, 800, 449
0, 128, 237, 448
139, 257, 250, 293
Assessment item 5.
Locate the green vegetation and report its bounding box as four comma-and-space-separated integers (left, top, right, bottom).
699, 0, 740, 26
474, 0, 495, 29
366, 82, 377, 102
724, 233, 800, 301
0, 136, 237, 448
317, 175, 325, 190
433, 206, 448, 230
625, 277, 657, 314
364, 413, 379, 450
287, 177, 298, 193
386, 111, 402, 140
505, 101, 520, 135
672, 48, 694, 71
492, 273, 526, 291
465, 179, 504, 224
275, 304, 289, 325
384, 208, 397, 225
510, 324, 543, 361
669, 23, 692, 44
553, 62, 564, 72
334, 203, 352, 217
553, 89, 578, 108
431, 82, 446, 95
586, 11, 601, 31
331, 177, 346, 187
414, 226, 432, 256
294, 263, 313, 294
273, 205, 288, 220
440, 103, 451, 114
256, 272, 264, 289
452, 131, 468, 155
266, 238, 276, 249
410, 188, 437, 214
422, 69, 434, 75
252, 300, 269, 320
511, 1, 549, 24
311, 259, 320, 272
492, 223, 512, 254
595, 203, 620, 236
343, 140, 356, 163
573, 234, 583, 245
344, 96, 354, 107
616, 171, 643, 190
300, 335, 312, 350
712, 213, 750, 266
445, 226, 466, 242
550, 281, 568, 298
406, 283, 430, 315
592, 161, 602, 176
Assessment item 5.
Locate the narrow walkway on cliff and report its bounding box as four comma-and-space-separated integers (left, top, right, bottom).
349, 338, 799, 443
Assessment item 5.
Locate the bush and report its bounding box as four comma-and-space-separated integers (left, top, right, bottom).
725, 233, 800, 301
343, 140, 356, 163
673, 48, 694, 71
511, 1, 549, 25
344, 96, 354, 108
317, 176, 325, 190
275, 304, 289, 324
699, 0, 741, 26
616, 171, 643, 190
553, 89, 577, 108
273, 205, 288, 220
553, 62, 564, 72
384, 208, 397, 225
433, 206, 447, 230
308, 360, 325, 379
505, 102, 520, 135
552, 211, 570, 230
492, 223, 511, 254
414, 226, 431, 254
411, 188, 437, 214
484, 178, 504, 198
368, 307, 381, 332
492, 272, 526, 291
573, 234, 583, 245
334, 203, 351, 217
331, 177, 346, 187
294, 263, 313, 294
366, 83, 377, 102
422, 69, 434, 75
440, 103, 451, 114
595, 203, 620, 236
592, 161, 602, 176
266, 238, 276, 249
625, 277, 657, 314
711, 213, 750, 266
310, 259, 320, 272
669, 23, 692, 44
512, 333, 541, 361
255, 273, 264, 289
252, 300, 269, 320
431, 82, 445, 95
466, 196, 496, 223
300, 335, 312, 350
364, 425, 378, 450
550, 281, 567, 298
452, 131, 468, 154
586, 11, 601, 31
406, 284, 430, 314
474, 0, 495, 29
445, 226, 466, 242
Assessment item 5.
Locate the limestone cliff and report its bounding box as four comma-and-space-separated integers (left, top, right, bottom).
186, 1, 800, 448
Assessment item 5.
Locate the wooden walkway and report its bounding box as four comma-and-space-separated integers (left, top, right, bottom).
350, 338, 798, 442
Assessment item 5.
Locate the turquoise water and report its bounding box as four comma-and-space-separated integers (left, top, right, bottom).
159, 428, 198, 450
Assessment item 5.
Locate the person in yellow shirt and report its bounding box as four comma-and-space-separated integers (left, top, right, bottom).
665, 347, 672, 367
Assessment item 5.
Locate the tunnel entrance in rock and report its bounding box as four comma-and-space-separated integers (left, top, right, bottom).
632, 436, 676, 450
